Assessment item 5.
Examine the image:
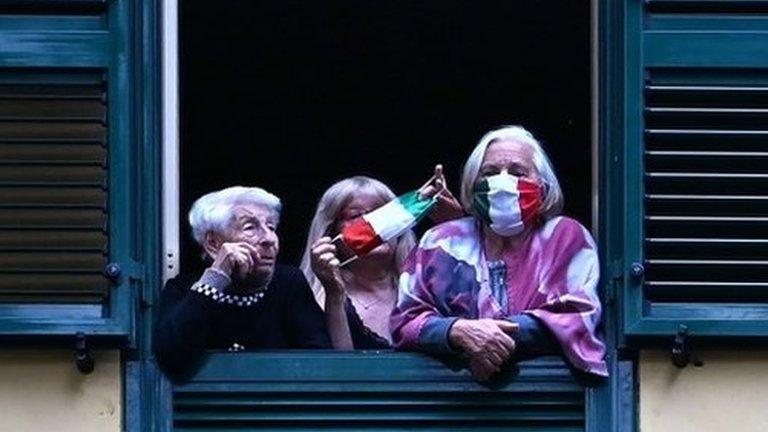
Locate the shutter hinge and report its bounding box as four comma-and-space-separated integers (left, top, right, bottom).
105, 261, 151, 307
75, 332, 94, 374
125, 261, 154, 309
605, 259, 623, 305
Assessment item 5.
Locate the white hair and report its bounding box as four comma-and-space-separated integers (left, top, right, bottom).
460, 125, 564, 220
299, 176, 416, 307
188, 186, 282, 245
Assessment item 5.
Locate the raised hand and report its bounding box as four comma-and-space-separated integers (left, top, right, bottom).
210, 242, 259, 280
419, 164, 464, 223
310, 236, 345, 300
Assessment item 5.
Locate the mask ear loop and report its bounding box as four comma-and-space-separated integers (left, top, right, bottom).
329, 234, 359, 268
338, 255, 358, 268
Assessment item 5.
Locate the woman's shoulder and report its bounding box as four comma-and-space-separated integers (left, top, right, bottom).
420, 216, 478, 246
538, 216, 596, 247
411, 216, 483, 268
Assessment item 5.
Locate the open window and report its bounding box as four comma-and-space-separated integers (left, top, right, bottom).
171, 1, 603, 430
179, 0, 594, 270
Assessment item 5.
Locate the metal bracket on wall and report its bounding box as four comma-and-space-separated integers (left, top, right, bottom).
671, 324, 703, 368
671, 324, 690, 367
75, 332, 95, 374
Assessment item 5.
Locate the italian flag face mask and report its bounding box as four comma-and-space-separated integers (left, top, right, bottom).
472, 174, 543, 237
339, 190, 437, 263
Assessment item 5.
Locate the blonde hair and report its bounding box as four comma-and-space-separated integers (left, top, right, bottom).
300, 176, 416, 307
460, 125, 564, 220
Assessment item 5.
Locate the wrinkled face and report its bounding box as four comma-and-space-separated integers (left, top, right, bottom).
221, 204, 280, 279
336, 191, 394, 259
478, 139, 540, 183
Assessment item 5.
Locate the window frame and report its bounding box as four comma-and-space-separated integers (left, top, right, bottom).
146, 1, 633, 432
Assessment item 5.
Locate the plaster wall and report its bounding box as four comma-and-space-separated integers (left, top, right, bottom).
0, 349, 121, 432
640, 349, 768, 432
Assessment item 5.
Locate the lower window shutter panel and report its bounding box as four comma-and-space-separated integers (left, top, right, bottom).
622, 1, 768, 337
0, 70, 109, 303
172, 353, 585, 431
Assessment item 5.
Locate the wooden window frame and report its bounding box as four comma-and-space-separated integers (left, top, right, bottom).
147, 3, 634, 432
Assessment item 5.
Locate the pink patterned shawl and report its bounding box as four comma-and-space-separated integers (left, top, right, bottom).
391, 216, 608, 376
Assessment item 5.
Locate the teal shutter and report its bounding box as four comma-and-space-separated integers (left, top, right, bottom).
0, 70, 109, 303
173, 353, 585, 431
622, 0, 768, 337
0, 0, 141, 338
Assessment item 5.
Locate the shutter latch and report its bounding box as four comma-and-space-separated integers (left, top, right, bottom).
671, 324, 703, 368
75, 332, 95, 374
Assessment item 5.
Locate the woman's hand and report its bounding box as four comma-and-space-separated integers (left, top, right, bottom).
419, 164, 464, 224
449, 318, 519, 381
210, 242, 260, 280
310, 236, 346, 302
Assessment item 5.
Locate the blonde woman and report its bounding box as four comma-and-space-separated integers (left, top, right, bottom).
300, 172, 462, 349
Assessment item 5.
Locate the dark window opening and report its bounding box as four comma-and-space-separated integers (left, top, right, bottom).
180, 0, 591, 272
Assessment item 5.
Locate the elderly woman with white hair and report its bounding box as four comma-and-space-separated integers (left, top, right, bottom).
390, 126, 607, 381
154, 186, 334, 379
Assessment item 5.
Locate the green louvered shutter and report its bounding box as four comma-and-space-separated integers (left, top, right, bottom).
0, 70, 109, 303
0, 0, 142, 338
173, 353, 585, 432
622, 0, 768, 337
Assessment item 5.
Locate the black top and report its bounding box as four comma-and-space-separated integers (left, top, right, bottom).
345, 298, 391, 350
153, 265, 331, 380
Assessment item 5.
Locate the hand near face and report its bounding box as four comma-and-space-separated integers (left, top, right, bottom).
449, 318, 519, 382
211, 242, 261, 280
310, 236, 345, 300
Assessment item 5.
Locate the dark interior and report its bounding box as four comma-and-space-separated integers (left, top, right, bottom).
180, 1, 591, 271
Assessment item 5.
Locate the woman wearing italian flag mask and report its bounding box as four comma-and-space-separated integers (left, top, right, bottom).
391, 126, 607, 381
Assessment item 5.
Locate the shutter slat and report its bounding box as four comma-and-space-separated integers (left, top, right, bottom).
0, 122, 106, 141
0, 71, 109, 303
0, 230, 106, 250
0, 274, 107, 294
646, 0, 768, 14
0, 187, 106, 208
0, 99, 105, 120
0, 165, 106, 184
0, 209, 106, 228
0, 251, 105, 272
0, 143, 106, 163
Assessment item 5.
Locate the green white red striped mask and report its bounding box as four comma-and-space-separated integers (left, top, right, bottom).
340, 190, 436, 261
472, 174, 543, 237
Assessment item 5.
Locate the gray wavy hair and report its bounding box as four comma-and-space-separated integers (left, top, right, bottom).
460, 125, 564, 220
299, 176, 416, 308
188, 186, 282, 245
